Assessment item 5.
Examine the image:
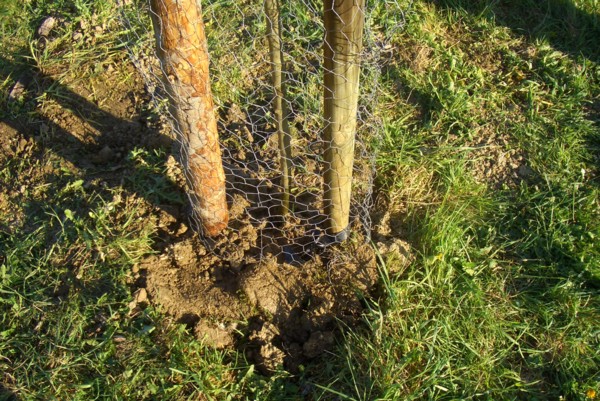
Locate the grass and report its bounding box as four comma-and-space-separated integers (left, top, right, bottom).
1, 0, 599, 400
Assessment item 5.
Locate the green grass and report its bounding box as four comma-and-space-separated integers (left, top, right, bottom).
1, 0, 599, 400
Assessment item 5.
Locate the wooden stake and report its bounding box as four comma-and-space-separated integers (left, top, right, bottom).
150, 0, 228, 236
265, 0, 293, 216
323, 0, 365, 238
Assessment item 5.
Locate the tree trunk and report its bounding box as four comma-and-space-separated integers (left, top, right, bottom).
150, 0, 228, 236
264, 0, 293, 216
323, 0, 365, 239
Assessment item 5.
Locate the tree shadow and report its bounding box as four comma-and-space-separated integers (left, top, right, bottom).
1, 55, 182, 201
0, 50, 197, 399
496, 180, 600, 287
0, 52, 186, 290
488, 179, 600, 397
426, 0, 599, 62
1, 49, 384, 399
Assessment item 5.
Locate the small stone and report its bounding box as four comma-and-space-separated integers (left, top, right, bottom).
134, 288, 148, 304
128, 300, 138, 313
195, 321, 234, 349
92, 145, 115, 164
113, 335, 126, 343
38, 16, 58, 37
176, 223, 188, 236
8, 79, 27, 103
16, 138, 28, 154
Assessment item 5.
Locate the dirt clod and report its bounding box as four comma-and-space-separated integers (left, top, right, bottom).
303, 331, 335, 359
248, 321, 285, 373
466, 129, 530, 188
8, 79, 27, 103
134, 288, 147, 304
38, 16, 58, 37
195, 321, 236, 349
241, 258, 305, 317
377, 238, 414, 276
92, 145, 115, 164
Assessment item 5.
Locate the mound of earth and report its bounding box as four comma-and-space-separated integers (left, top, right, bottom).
132, 208, 379, 372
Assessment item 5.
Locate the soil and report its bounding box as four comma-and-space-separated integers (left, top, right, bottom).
462, 126, 532, 188
1, 62, 383, 373
135, 214, 380, 373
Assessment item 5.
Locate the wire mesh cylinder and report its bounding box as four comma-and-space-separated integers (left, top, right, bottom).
122, 0, 382, 260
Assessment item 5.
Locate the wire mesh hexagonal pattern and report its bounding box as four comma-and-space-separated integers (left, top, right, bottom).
120, 0, 395, 263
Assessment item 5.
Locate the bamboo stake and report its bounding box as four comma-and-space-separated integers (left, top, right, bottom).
323, 0, 365, 239
264, 0, 293, 216
150, 0, 228, 236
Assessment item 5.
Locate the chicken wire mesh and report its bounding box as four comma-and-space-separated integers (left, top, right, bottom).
120, 0, 395, 263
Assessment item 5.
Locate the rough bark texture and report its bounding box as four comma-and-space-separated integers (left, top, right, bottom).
265, 0, 293, 216
323, 0, 365, 236
150, 0, 228, 236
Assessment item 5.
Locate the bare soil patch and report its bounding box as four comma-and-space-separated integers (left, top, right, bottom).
135, 214, 379, 372
1, 53, 386, 376
465, 127, 532, 188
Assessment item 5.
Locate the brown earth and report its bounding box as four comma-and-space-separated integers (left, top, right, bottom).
134, 202, 381, 372
463, 126, 533, 188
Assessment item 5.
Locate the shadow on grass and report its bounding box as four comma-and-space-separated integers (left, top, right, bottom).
493, 183, 600, 396
0, 52, 387, 399
497, 180, 600, 287
0, 51, 188, 295
427, 0, 600, 62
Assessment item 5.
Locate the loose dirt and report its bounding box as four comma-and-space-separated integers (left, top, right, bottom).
2, 57, 383, 372
136, 216, 379, 373
464, 127, 532, 188
132, 162, 381, 374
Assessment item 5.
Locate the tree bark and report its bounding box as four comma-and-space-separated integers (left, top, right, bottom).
323, 0, 365, 238
150, 0, 228, 236
265, 0, 293, 216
